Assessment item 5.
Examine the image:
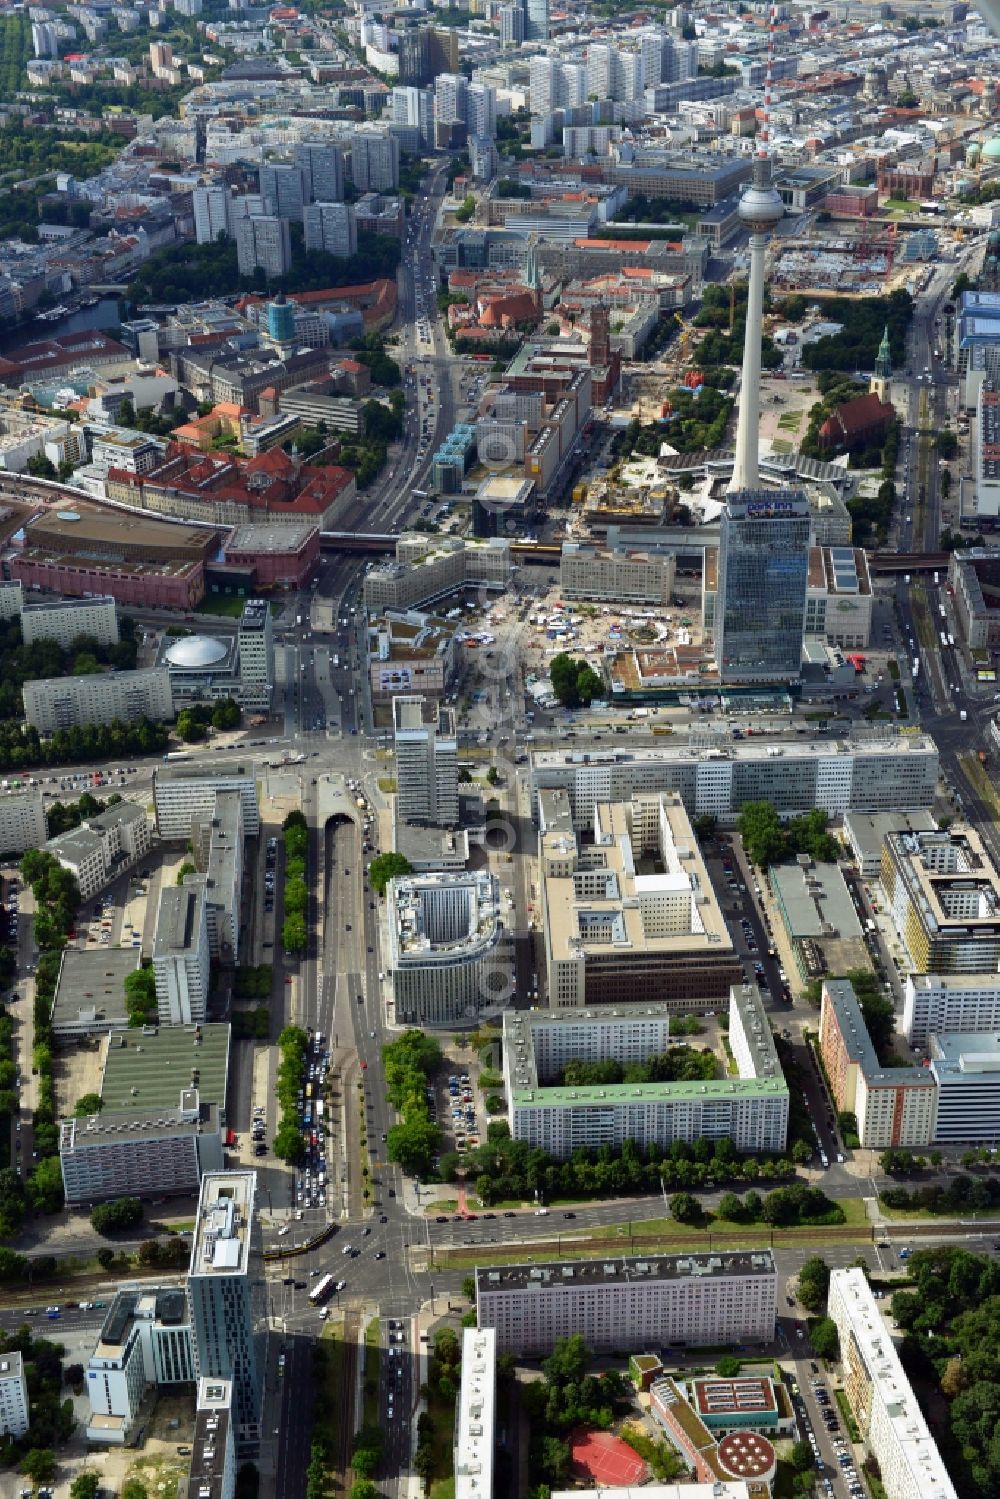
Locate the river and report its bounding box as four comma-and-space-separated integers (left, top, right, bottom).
0, 296, 124, 355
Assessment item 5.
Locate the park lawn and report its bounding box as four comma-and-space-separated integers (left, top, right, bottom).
879, 1199, 1000, 1221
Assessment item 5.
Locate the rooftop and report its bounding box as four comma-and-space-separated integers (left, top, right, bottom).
100, 1023, 230, 1113
830, 1269, 957, 1499
823, 979, 929, 1090
153, 884, 205, 958
186, 1379, 234, 1499
455, 1328, 495, 1499
531, 732, 936, 771
50, 947, 139, 1031
59, 1093, 217, 1152
190, 1170, 256, 1278
478, 1251, 775, 1296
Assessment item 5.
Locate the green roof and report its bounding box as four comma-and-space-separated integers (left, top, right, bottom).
100, 1024, 231, 1114
511, 1076, 789, 1108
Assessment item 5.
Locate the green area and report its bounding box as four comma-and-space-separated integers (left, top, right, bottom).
281, 809, 308, 956
834, 1387, 861, 1442
522, 1335, 631, 1488
90, 1196, 143, 1236
45, 789, 122, 840
124, 966, 157, 1028
611, 382, 734, 457
128, 226, 400, 303
273, 1024, 309, 1166
384, 1030, 443, 1178
0, 715, 167, 774
234, 965, 273, 1001
880, 1170, 1000, 1216
338, 389, 405, 489
695, 281, 784, 369
799, 289, 913, 373
738, 801, 839, 868
463, 1126, 804, 1208
0, 1323, 77, 1470
555, 1045, 717, 1087
415, 1328, 461, 1491
550, 653, 604, 708
368, 852, 412, 896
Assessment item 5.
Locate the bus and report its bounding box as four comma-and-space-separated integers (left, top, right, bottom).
310, 1274, 335, 1305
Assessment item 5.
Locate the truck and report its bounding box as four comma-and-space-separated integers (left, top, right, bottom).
163, 752, 190, 762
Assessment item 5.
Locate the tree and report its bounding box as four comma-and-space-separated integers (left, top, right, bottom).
90, 1196, 143, 1234
462, 1276, 476, 1302
65, 1362, 85, 1387
668, 1191, 702, 1225
738, 801, 787, 867
124, 965, 157, 1027
809, 1316, 839, 1361
350, 1483, 377, 1499
176, 860, 196, 885
0, 1164, 28, 1236
27, 1154, 65, 1213
792, 1139, 813, 1165
20, 1450, 57, 1483
716, 1355, 742, 1377
122, 1481, 149, 1499
541, 1436, 572, 1484
96, 1247, 115, 1271
717, 1191, 746, 1222
70, 1474, 101, 1499
74, 1092, 103, 1117
798, 1256, 831, 1314
386, 1118, 442, 1177
550, 653, 604, 708
211, 697, 241, 731
791, 1440, 815, 1472
368, 851, 413, 895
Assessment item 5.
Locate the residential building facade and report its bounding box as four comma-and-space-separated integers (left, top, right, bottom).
22, 668, 174, 732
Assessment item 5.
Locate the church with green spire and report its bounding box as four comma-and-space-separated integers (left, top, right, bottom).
870, 324, 892, 402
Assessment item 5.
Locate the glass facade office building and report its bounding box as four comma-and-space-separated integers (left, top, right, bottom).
716, 488, 810, 682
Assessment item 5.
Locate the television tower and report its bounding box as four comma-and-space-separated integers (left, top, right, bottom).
728, 4, 785, 493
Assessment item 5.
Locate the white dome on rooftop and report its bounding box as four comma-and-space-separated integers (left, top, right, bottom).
165, 635, 228, 669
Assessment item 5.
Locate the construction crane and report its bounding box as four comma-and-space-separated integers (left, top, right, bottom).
672, 310, 695, 359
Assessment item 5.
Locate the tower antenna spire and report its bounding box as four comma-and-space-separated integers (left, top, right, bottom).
727, 1, 784, 493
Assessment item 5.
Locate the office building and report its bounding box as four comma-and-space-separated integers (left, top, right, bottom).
187, 1171, 263, 1455
100, 1024, 230, 1118
842, 811, 937, 881
59, 1090, 223, 1205
903, 972, 1000, 1047
467, 82, 497, 139
881, 824, 1000, 974
23, 667, 173, 733
186, 1378, 237, 1499
190, 790, 244, 964
154, 762, 260, 840
540, 790, 741, 1009
436, 72, 468, 126
455, 1329, 495, 1499
714, 490, 810, 682
294, 142, 345, 205
975, 373, 1000, 520
525, 0, 548, 40
304, 202, 358, 258
828, 1269, 957, 1499
47, 799, 151, 901
86, 1288, 194, 1445
477, 1249, 776, 1356
819, 979, 936, 1149
194, 186, 231, 246
0, 785, 47, 858
499, 5, 524, 46
49, 948, 137, 1042
350, 128, 400, 192
559, 543, 676, 605
530, 733, 939, 831
235, 598, 273, 712
926, 1030, 1000, 1143
365, 534, 514, 613
0, 1352, 28, 1439
21, 594, 118, 650
235, 215, 291, 280
503, 986, 788, 1157
258, 163, 305, 222
387, 870, 504, 1027
558, 1490, 747, 1499
529, 56, 587, 114
804, 547, 873, 649
398, 27, 430, 85
392, 694, 458, 828
153, 884, 210, 1025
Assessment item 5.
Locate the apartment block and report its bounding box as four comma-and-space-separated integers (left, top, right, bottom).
189, 790, 244, 964
476, 1250, 777, 1356
186, 1378, 237, 1499
304, 201, 358, 258
880, 825, 1000, 973
47, 799, 152, 900
559, 543, 676, 606
540, 790, 741, 1010
59, 1089, 223, 1204
503, 986, 787, 1157
154, 762, 260, 840
86, 1287, 195, 1445
530, 734, 939, 832
235, 215, 291, 280
387, 870, 504, 1028
21, 593, 119, 649
818, 979, 936, 1149
187, 1172, 263, 1455
153, 884, 210, 1025
0, 1352, 28, 1438
902, 973, 1000, 1046
828, 1269, 956, 1499
455, 1329, 495, 1499
23, 667, 174, 732
0, 786, 47, 858
392, 694, 458, 828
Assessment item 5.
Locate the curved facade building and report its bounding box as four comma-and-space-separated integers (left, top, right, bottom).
386, 871, 505, 1027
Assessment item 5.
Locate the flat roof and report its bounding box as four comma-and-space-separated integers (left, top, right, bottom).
153, 885, 204, 958
455, 1328, 495, 1499
60, 1097, 217, 1150
51, 948, 138, 1029
531, 733, 936, 771
823, 979, 929, 1089
930, 1028, 1000, 1078
844, 810, 936, 861
190, 1171, 256, 1278
477, 1250, 775, 1295
770, 860, 862, 940
100, 1023, 230, 1113
829, 1269, 956, 1499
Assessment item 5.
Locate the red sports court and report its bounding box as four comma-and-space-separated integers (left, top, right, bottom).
569, 1427, 647, 1487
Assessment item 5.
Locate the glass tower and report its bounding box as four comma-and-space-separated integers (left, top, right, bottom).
715, 488, 810, 683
